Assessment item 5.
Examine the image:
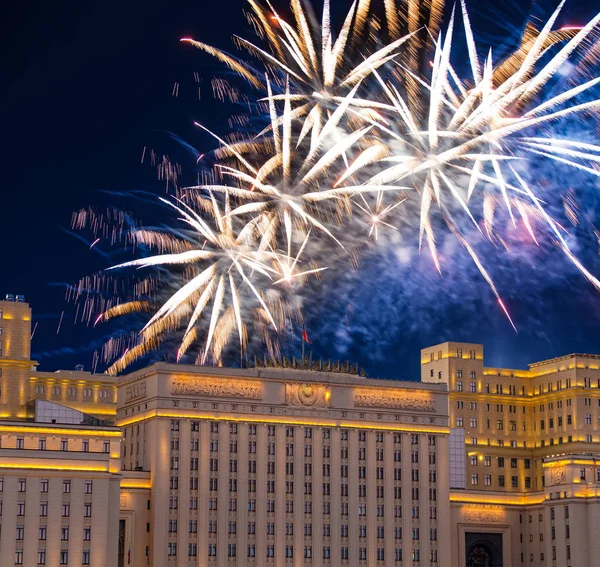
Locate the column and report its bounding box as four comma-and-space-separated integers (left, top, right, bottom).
217, 422, 230, 567
69, 478, 84, 567
418, 435, 431, 565
255, 424, 267, 563
46, 476, 62, 567
106, 477, 121, 567
330, 429, 341, 566
366, 431, 376, 566
198, 421, 210, 567
401, 434, 413, 564
237, 424, 249, 567
294, 427, 304, 567
348, 430, 359, 567
0, 476, 17, 566
312, 429, 323, 567
570, 501, 589, 567
275, 425, 286, 567
23, 475, 41, 567
150, 418, 171, 567
436, 434, 451, 565
178, 420, 191, 567
588, 501, 600, 567
384, 434, 394, 567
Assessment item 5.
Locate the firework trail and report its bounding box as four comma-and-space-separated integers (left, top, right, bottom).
74, 0, 600, 373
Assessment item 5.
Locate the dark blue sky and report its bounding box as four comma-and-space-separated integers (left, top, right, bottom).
2, 0, 599, 380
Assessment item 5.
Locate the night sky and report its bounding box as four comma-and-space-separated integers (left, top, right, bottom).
2, 0, 600, 380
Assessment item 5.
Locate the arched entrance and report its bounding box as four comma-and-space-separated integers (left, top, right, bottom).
465, 532, 503, 567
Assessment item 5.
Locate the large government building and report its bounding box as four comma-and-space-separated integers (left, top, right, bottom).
0, 296, 599, 566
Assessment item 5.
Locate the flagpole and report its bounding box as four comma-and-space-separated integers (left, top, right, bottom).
301, 334, 305, 361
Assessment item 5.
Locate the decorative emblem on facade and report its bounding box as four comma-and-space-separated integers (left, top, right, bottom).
550, 466, 567, 486
464, 508, 503, 523
286, 383, 330, 407
125, 381, 147, 403
354, 389, 435, 411
172, 377, 263, 400
120, 494, 129, 508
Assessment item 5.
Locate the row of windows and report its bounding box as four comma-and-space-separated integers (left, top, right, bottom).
11, 525, 92, 541
174, 478, 437, 499
3, 478, 94, 493
173, 443, 434, 464
0, 501, 92, 517
175, 497, 433, 518
469, 456, 531, 468
33, 385, 111, 399
14, 550, 91, 566
176, 422, 434, 446
456, 401, 526, 413
470, 474, 532, 489
177, 520, 438, 538
465, 435, 592, 448
456, 377, 600, 397
4, 437, 110, 453
171, 543, 437, 561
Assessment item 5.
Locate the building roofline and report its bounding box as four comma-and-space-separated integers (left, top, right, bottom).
118, 362, 447, 392
528, 353, 600, 369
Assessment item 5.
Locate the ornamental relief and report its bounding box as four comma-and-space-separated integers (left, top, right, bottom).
464, 509, 503, 523
171, 377, 263, 400
354, 389, 436, 411
125, 381, 147, 403
550, 466, 567, 486
286, 383, 330, 407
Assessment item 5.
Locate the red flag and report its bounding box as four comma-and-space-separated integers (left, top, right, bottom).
302, 325, 312, 344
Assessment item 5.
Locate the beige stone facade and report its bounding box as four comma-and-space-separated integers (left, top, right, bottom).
3, 296, 600, 567
0, 299, 122, 567
116, 364, 450, 567
423, 341, 600, 567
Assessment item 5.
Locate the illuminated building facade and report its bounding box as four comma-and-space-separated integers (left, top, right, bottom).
4, 294, 600, 566
0, 297, 122, 567
422, 341, 600, 567
117, 364, 451, 567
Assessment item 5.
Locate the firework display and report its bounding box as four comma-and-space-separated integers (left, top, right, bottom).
75, 0, 600, 374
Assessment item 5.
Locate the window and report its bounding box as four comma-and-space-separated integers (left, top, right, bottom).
16, 551, 23, 565
456, 381, 463, 392
470, 382, 477, 393
63, 480, 71, 493
38, 551, 46, 565
84, 527, 91, 541
61, 526, 69, 541
16, 437, 24, 449
18, 478, 26, 492
17, 501, 25, 516
60, 551, 68, 565
85, 480, 93, 494
62, 503, 70, 517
